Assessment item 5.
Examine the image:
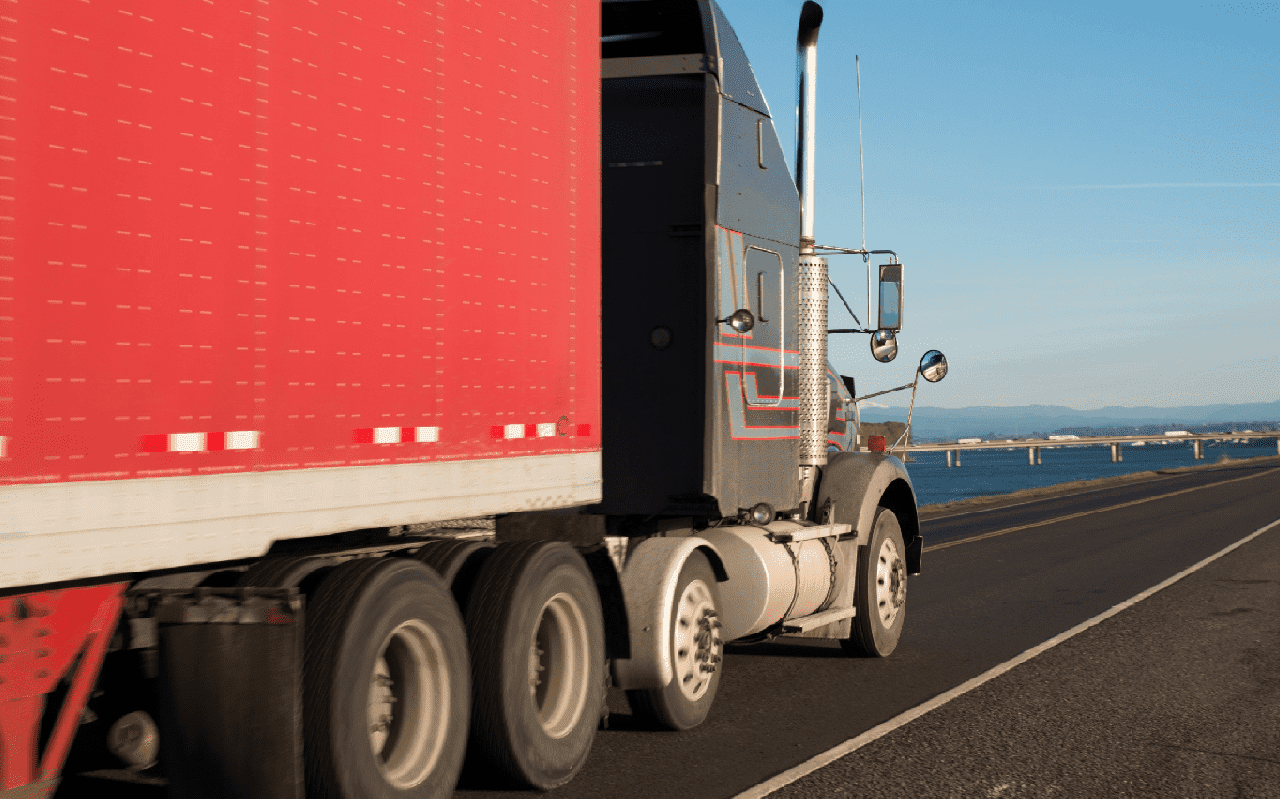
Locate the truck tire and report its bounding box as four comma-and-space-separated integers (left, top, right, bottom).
413, 539, 495, 614
626, 551, 724, 730
842, 507, 908, 657
464, 541, 605, 789
304, 558, 469, 799
239, 555, 331, 590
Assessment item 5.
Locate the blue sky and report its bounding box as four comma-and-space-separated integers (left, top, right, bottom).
717, 0, 1279, 409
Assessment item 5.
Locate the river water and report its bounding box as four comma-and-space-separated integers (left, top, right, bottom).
904, 439, 1279, 507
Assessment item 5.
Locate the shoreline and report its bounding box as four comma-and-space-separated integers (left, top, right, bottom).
916, 452, 1280, 520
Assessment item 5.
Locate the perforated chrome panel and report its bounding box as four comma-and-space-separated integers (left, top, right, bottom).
797, 254, 828, 466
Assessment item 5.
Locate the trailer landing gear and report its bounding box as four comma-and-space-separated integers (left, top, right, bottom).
0, 585, 124, 797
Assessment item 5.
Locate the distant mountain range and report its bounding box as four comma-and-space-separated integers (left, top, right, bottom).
857, 398, 1280, 442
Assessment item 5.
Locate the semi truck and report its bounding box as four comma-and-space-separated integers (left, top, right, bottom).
0, 1, 947, 797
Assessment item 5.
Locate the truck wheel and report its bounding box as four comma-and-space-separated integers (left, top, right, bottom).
842, 507, 908, 657
465, 541, 604, 789
626, 551, 724, 730
304, 558, 469, 799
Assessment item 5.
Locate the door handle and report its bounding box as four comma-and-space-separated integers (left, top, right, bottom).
756, 272, 769, 323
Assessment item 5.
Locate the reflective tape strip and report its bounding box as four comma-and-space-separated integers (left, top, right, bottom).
225, 430, 260, 450
490, 421, 592, 439
139, 434, 167, 452
0, 435, 7, 457
139, 431, 262, 452
355, 427, 441, 444
169, 432, 207, 452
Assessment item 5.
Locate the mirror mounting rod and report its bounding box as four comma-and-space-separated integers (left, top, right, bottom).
813, 245, 898, 261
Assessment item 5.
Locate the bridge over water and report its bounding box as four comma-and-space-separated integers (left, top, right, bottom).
903, 431, 1280, 467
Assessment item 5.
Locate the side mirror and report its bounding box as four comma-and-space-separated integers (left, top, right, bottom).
718, 308, 755, 334
878, 263, 903, 331
919, 349, 948, 382
870, 329, 898, 363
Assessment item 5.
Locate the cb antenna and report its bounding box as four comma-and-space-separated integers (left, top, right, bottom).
857, 55, 870, 327
858, 55, 865, 252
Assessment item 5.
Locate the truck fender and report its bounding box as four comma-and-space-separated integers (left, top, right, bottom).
610, 536, 727, 691
817, 451, 922, 574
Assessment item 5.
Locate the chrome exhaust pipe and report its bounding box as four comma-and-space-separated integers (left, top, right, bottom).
796, 2, 827, 511
795, 0, 822, 255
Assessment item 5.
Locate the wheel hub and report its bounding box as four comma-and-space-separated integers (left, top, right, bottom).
367, 619, 451, 790
529, 592, 591, 739
875, 537, 907, 627
672, 579, 722, 703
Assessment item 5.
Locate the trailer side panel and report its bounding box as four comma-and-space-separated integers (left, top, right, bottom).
0, 0, 601, 589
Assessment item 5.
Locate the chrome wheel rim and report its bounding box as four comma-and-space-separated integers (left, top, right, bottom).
672, 578, 721, 703
529, 591, 590, 739
875, 536, 907, 629
368, 619, 450, 789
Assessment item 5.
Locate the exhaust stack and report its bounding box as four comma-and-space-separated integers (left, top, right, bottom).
795, 1, 827, 513
795, 1, 823, 254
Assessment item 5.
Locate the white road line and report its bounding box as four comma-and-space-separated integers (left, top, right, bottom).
734, 515, 1280, 799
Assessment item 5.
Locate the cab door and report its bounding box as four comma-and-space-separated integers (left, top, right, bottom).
741, 245, 785, 407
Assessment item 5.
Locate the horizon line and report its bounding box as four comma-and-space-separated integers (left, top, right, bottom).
1053, 182, 1280, 189
861, 399, 1280, 413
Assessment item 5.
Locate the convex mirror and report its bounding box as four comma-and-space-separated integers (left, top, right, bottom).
870, 329, 898, 363
919, 349, 948, 382
878, 263, 903, 331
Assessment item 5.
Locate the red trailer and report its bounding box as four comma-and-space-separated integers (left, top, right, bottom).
1, 0, 601, 582
2, 2, 943, 797
3, 1, 599, 795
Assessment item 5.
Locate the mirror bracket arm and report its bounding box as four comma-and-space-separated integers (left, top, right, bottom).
813, 245, 898, 262
850, 382, 915, 403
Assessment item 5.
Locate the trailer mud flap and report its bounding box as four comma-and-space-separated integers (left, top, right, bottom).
150, 588, 303, 799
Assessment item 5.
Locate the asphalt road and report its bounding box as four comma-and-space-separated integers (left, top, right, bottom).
60, 458, 1280, 798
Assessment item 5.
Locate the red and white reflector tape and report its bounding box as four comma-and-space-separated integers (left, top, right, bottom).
0, 435, 7, 457
352, 426, 440, 444
489, 421, 593, 439
492, 423, 555, 440
139, 431, 261, 452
